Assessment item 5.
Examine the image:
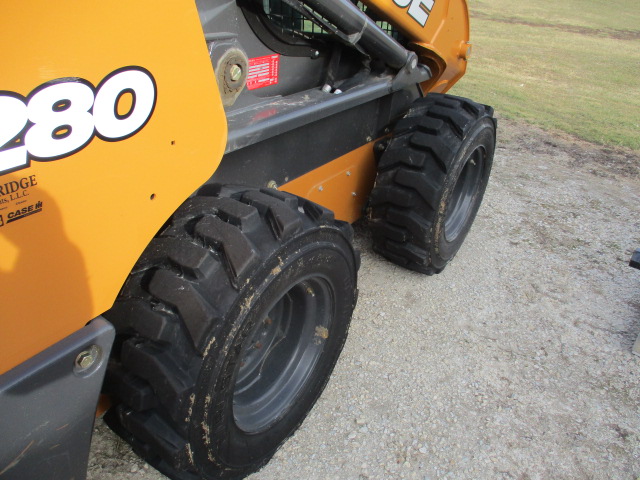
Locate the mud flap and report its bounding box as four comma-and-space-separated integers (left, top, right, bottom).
0, 318, 114, 480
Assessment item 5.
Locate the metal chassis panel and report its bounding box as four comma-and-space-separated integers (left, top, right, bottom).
0, 318, 115, 480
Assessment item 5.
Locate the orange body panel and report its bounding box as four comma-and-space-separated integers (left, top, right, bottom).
0, 2, 227, 374
96, 395, 113, 418
363, 0, 470, 92
281, 142, 378, 224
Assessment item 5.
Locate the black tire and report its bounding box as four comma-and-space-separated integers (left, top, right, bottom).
369, 93, 496, 274
103, 185, 359, 479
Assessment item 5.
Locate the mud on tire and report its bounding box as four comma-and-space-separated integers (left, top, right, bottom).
103, 185, 359, 479
369, 93, 497, 274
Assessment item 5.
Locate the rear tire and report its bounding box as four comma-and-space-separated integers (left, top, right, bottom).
103, 185, 358, 479
369, 93, 496, 274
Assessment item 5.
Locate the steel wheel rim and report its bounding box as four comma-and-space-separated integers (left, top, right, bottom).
444, 146, 486, 242
232, 276, 332, 434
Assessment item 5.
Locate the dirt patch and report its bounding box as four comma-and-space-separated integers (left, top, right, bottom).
474, 12, 640, 41
497, 117, 640, 178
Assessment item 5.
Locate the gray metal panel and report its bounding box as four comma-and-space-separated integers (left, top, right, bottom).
225, 63, 429, 154
0, 317, 115, 480
195, 0, 429, 154
226, 76, 392, 153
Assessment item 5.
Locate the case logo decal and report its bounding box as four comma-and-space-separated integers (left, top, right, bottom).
393, 0, 435, 27
2, 200, 43, 226
0, 66, 157, 176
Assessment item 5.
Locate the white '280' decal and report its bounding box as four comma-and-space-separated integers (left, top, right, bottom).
0, 66, 156, 176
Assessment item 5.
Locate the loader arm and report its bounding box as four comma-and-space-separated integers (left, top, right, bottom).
361, 0, 471, 92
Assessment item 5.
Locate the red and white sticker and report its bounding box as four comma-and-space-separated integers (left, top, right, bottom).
247, 54, 280, 90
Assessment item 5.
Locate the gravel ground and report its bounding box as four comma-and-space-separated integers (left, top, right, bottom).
88, 118, 640, 480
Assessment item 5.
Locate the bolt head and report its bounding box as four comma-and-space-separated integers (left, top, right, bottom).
76, 352, 95, 369
74, 345, 101, 372
229, 64, 243, 82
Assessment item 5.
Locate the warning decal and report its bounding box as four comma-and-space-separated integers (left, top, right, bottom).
247, 54, 280, 90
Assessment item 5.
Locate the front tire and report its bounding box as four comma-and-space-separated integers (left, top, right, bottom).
369, 93, 496, 274
104, 186, 358, 479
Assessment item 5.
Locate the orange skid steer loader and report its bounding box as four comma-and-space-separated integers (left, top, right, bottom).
0, 1, 496, 478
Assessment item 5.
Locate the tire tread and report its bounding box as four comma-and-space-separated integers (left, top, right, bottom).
369, 93, 495, 273
104, 184, 356, 479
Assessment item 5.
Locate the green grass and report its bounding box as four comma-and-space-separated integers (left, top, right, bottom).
450, 0, 640, 150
